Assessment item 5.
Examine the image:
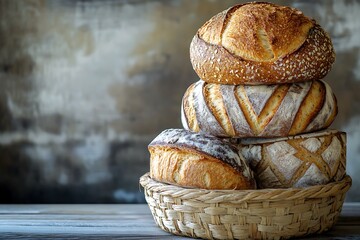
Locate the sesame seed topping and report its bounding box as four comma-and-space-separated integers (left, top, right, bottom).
192, 24, 333, 85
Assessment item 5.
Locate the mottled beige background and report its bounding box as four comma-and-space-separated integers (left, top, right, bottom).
0, 0, 359, 202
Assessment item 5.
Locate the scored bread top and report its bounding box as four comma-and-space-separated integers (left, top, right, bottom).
231, 129, 347, 188
199, 2, 313, 62
181, 80, 338, 138
149, 128, 252, 179
190, 2, 335, 85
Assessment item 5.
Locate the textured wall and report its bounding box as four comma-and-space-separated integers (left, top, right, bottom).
0, 0, 359, 203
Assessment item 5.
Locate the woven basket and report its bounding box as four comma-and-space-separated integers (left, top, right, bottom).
140, 173, 351, 240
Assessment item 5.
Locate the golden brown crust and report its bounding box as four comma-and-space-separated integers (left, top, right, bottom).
190, 2, 335, 85
149, 146, 255, 190
218, 3, 314, 62
289, 81, 326, 135
203, 84, 235, 135
148, 129, 256, 190
181, 83, 199, 131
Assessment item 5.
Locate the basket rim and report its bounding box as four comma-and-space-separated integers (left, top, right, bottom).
140, 173, 352, 203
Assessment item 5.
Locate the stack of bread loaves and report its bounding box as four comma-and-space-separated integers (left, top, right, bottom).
149, 2, 346, 190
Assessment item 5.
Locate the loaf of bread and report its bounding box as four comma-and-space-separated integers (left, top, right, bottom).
149, 129, 256, 190
181, 80, 337, 137
190, 2, 335, 85
231, 130, 346, 188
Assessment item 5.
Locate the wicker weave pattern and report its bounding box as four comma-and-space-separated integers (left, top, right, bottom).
140, 173, 351, 240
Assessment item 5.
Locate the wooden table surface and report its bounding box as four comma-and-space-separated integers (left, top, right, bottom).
0, 203, 359, 239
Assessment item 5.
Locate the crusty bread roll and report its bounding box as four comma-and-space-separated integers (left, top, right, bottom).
230, 130, 346, 188
190, 2, 335, 85
149, 129, 256, 190
181, 80, 337, 138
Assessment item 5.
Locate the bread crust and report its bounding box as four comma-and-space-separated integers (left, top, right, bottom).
149, 129, 256, 190
190, 2, 335, 85
181, 80, 337, 137
233, 130, 347, 188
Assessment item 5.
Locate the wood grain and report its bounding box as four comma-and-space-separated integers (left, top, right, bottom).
0, 204, 359, 239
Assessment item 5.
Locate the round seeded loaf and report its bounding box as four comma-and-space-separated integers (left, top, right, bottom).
190, 2, 335, 85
